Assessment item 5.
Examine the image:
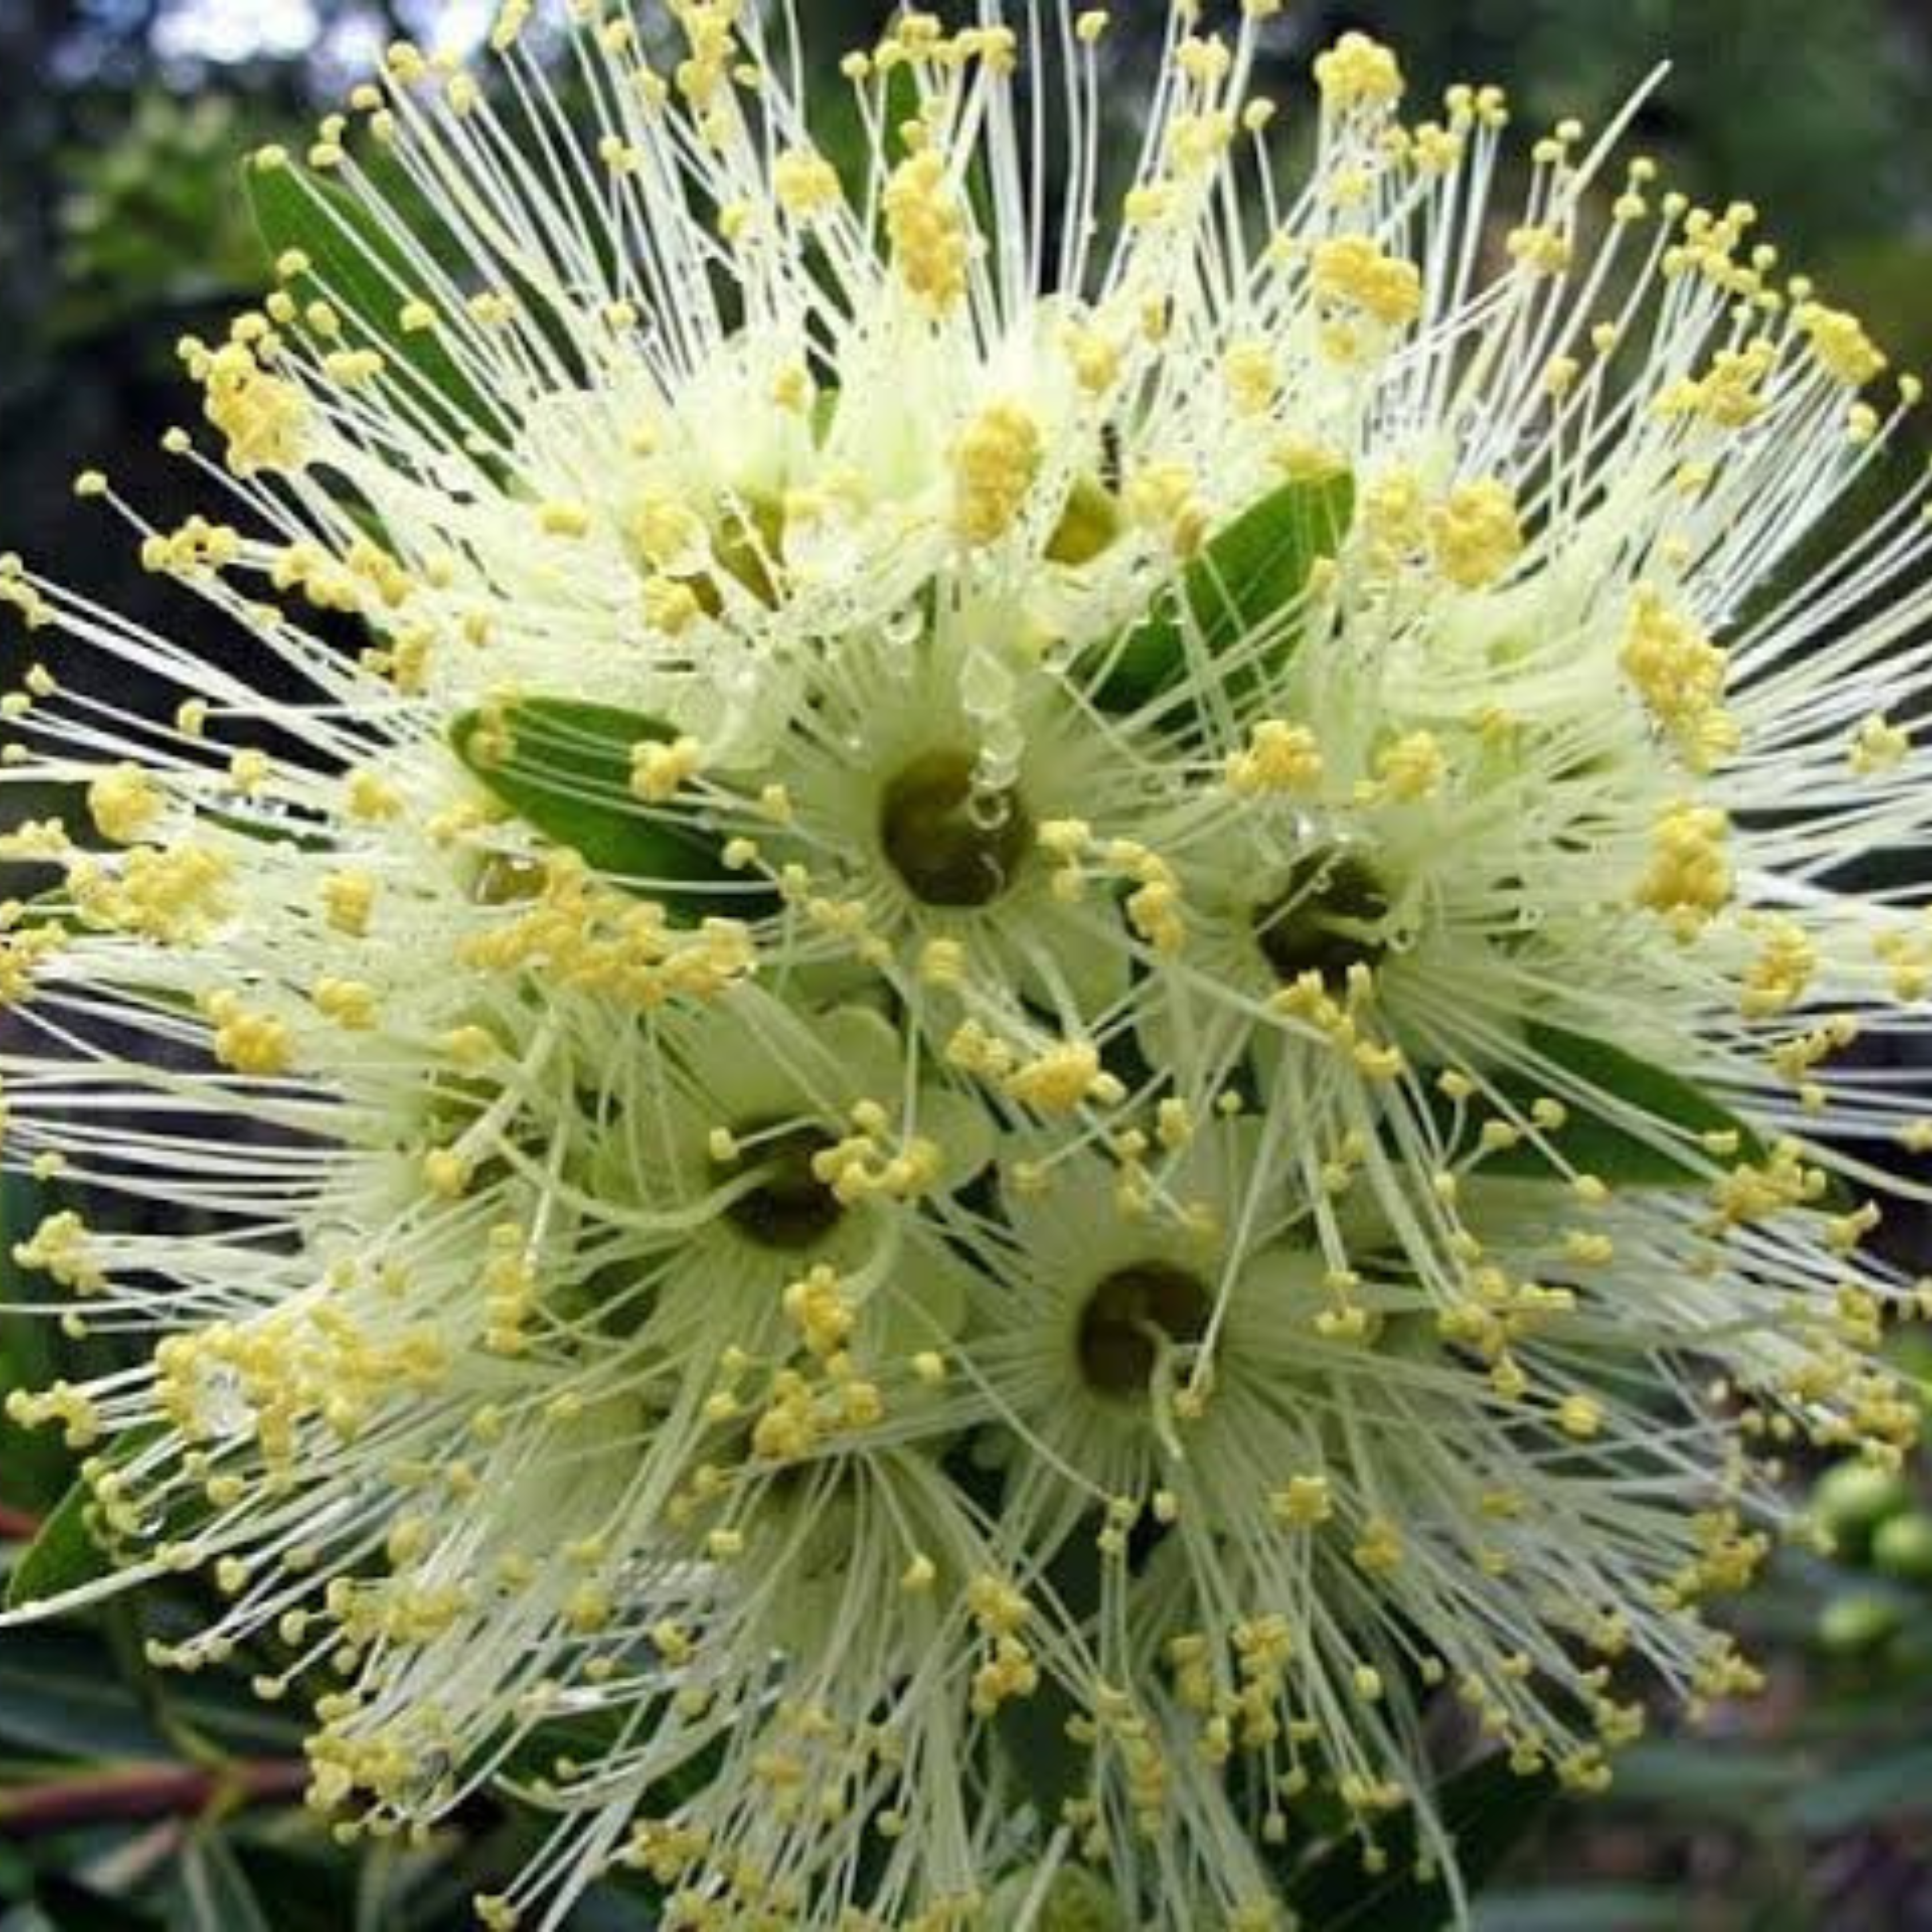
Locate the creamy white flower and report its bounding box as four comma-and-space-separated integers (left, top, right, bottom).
1, 6, 1929, 1932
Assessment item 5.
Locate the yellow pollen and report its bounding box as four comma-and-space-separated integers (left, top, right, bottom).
1313, 33, 1404, 108
87, 764, 163, 845
1226, 721, 1325, 797
883, 149, 970, 313
952, 403, 1043, 547
1619, 590, 1737, 770
1310, 236, 1424, 328
1431, 480, 1524, 590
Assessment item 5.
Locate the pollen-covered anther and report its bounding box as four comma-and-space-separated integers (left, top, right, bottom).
883, 148, 970, 313
1739, 917, 1818, 1019
1226, 721, 1325, 797
771, 146, 841, 220
1797, 301, 1887, 389
951, 402, 1044, 547
1373, 730, 1448, 801
1429, 480, 1525, 590
1313, 31, 1404, 109
1657, 341, 1778, 429
1269, 1475, 1334, 1528
1310, 236, 1424, 329
87, 762, 164, 845
203, 990, 295, 1077
1850, 713, 1911, 775
1636, 801, 1733, 935
11, 1210, 108, 1299
1620, 590, 1737, 769
192, 338, 309, 474
1003, 1041, 1123, 1115
631, 735, 705, 803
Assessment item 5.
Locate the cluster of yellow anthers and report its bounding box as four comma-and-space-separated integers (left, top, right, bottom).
3, 3, 1932, 1930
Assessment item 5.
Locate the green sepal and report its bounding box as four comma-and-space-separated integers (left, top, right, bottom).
451, 698, 773, 919
1088, 472, 1354, 713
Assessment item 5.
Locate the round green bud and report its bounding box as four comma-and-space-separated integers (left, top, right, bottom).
1818, 1591, 1902, 1657
1872, 1512, 1932, 1584
1812, 1460, 1909, 1548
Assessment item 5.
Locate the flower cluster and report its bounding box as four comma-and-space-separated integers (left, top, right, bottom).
3, 4, 1931, 1929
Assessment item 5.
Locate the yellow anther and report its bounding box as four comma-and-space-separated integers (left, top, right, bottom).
952, 403, 1042, 547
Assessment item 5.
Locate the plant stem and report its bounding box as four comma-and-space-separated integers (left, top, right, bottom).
0, 1759, 308, 1838
0, 1505, 42, 1541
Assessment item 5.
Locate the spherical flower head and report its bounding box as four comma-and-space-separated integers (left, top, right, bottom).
2, 6, 1930, 1931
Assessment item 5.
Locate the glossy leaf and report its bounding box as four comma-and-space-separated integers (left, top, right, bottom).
5, 1421, 178, 1616
0, 1179, 75, 1516
452, 698, 769, 916
1455, 1024, 1769, 1188
3, 1474, 110, 1614
246, 161, 496, 438
0, 1628, 168, 1760
1090, 472, 1354, 712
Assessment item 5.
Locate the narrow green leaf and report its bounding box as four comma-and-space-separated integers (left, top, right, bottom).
1090, 472, 1354, 713
246, 160, 497, 438
1783, 1741, 1932, 1834
4, 1476, 110, 1613
0, 1180, 76, 1516
1283, 1753, 1555, 1931
1606, 1740, 1802, 1816
0, 1629, 169, 1760
1453, 1024, 1769, 1188
176, 1835, 271, 1932
6, 1425, 179, 1615
452, 698, 772, 917
1475, 1889, 1688, 1932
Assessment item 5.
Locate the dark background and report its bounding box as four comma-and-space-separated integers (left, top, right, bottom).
2, 3, 1931, 1927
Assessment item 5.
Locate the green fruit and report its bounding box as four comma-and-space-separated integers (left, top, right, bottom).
1818, 1592, 1903, 1656
1872, 1512, 1932, 1583
1812, 1460, 1910, 1547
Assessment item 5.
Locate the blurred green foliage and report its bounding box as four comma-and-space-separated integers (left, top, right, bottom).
2, 3, 1931, 1927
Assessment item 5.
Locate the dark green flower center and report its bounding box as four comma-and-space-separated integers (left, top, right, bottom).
1254, 851, 1392, 989
880, 749, 1032, 909
717, 1124, 841, 1249
1078, 1264, 1211, 1398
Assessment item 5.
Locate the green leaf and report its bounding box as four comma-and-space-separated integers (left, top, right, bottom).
1089, 472, 1354, 713
1605, 1741, 1803, 1820
0, 1184, 76, 1518
245, 160, 496, 440
1782, 1741, 1932, 1834
0, 1629, 169, 1760
5, 1475, 111, 1614
1453, 1024, 1769, 1188
1282, 1753, 1555, 1932
451, 698, 771, 918
1475, 1890, 1688, 1932
175, 1836, 271, 1932
5, 1424, 182, 1615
